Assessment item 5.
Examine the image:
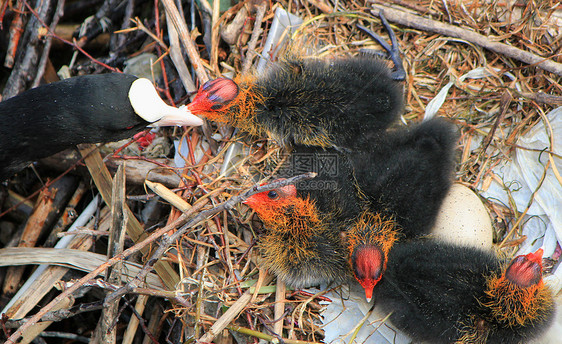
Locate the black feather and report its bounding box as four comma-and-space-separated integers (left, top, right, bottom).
0, 74, 144, 180
351, 117, 458, 237
254, 56, 404, 150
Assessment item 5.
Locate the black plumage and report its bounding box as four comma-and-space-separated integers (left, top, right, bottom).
375, 240, 555, 343
251, 55, 404, 149
286, 144, 364, 225
0, 73, 202, 180
351, 117, 458, 237
245, 118, 456, 292
281, 117, 457, 239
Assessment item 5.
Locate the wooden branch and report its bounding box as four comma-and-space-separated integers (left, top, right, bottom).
2, 0, 59, 99
370, 5, 562, 77
94, 165, 127, 344
105, 157, 182, 188
242, 1, 267, 74
273, 280, 286, 336
210, 0, 220, 73
31, 0, 64, 88
161, 0, 209, 84
221, 5, 248, 45
306, 0, 333, 14
2, 189, 55, 295
6, 302, 104, 328
165, 16, 197, 93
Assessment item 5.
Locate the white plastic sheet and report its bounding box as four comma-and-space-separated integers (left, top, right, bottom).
318, 285, 412, 344
481, 106, 562, 258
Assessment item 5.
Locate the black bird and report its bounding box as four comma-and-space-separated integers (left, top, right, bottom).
0, 73, 203, 180
341, 117, 457, 300
186, 13, 405, 151
374, 240, 555, 344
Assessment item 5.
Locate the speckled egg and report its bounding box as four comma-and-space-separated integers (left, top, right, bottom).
430, 183, 494, 250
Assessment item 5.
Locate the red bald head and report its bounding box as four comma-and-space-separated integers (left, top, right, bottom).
243, 181, 298, 219
505, 248, 544, 288
188, 77, 239, 113
351, 245, 384, 302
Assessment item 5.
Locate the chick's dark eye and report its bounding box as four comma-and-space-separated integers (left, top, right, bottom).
267, 190, 279, 199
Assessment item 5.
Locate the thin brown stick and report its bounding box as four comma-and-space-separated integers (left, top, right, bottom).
273, 280, 286, 336
2, 188, 55, 295
242, 1, 267, 73
306, 0, 333, 14
210, 0, 220, 73
6, 302, 104, 328
370, 5, 562, 76
161, 0, 209, 83
94, 165, 127, 343
31, 0, 64, 88
198, 274, 274, 343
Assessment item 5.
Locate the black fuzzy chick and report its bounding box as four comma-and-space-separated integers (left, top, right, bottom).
375, 240, 555, 344
351, 117, 458, 238
187, 13, 405, 151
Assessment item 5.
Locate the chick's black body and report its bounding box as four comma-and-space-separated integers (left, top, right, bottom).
188, 13, 406, 151
285, 144, 364, 225
352, 117, 458, 237
0, 74, 145, 180
254, 56, 404, 150
258, 204, 350, 288
274, 144, 399, 291
376, 241, 554, 344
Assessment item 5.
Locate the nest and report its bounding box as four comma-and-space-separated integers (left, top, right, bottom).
0, 0, 561, 343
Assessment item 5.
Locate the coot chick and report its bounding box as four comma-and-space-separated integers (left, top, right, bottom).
0, 73, 203, 180
186, 13, 405, 150
244, 183, 352, 288
375, 241, 555, 344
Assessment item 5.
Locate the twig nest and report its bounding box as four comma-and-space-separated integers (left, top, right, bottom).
430, 184, 493, 249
